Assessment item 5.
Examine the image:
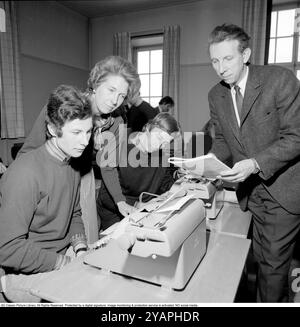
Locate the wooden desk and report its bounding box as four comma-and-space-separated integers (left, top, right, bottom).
30, 202, 251, 303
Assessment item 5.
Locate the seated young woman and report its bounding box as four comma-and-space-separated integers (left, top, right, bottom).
96, 112, 182, 231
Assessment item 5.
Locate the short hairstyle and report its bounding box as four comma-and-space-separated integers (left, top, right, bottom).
159, 96, 174, 106
208, 23, 251, 53
87, 55, 141, 103
46, 84, 92, 138
147, 112, 181, 135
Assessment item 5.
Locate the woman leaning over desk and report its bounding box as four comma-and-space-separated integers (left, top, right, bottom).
97, 112, 182, 231
18, 56, 141, 242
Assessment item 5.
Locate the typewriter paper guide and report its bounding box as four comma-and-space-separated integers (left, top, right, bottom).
168, 153, 232, 179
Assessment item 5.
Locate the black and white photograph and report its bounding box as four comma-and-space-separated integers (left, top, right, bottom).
0, 0, 300, 315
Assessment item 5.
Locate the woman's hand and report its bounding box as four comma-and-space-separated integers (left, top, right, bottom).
117, 201, 136, 217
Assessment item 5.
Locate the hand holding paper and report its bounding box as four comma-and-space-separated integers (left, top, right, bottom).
217, 158, 256, 182
168, 153, 232, 179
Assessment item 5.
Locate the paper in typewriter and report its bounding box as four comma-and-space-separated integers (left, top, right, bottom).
168, 153, 232, 179
128, 188, 194, 228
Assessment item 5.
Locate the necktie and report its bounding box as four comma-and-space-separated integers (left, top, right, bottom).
234, 85, 243, 118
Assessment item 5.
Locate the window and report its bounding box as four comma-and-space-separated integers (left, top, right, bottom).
268, 6, 300, 78
132, 35, 163, 108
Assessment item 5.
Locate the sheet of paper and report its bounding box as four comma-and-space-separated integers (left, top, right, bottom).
168, 153, 232, 179
223, 190, 238, 203
99, 217, 129, 240
156, 194, 195, 212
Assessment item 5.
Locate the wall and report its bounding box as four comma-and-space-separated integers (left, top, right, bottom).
0, 1, 90, 165
18, 1, 90, 134
90, 0, 242, 132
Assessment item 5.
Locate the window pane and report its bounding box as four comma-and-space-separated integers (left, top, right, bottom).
270, 11, 277, 37
150, 97, 160, 108
136, 46, 163, 105
296, 8, 300, 35
297, 70, 300, 80
268, 38, 275, 63
137, 51, 149, 74
139, 74, 149, 96
150, 50, 163, 73
276, 37, 293, 62
277, 9, 295, 37
150, 73, 162, 96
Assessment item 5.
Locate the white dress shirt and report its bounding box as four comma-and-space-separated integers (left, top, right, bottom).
230, 66, 249, 127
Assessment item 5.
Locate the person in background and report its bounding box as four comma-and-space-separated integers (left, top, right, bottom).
0, 85, 93, 303
126, 93, 159, 132
97, 112, 181, 230
208, 23, 300, 302
156, 96, 175, 115
17, 56, 141, 239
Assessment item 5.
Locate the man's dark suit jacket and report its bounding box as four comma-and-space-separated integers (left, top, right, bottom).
208, 64, 300, 214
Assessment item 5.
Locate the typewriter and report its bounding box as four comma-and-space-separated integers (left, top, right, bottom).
84, 189, 207, 290
169, 174, 224, 219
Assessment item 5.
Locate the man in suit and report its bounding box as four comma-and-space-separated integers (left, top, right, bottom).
208, 23, 300, 302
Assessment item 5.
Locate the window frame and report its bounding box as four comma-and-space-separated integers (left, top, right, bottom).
268, 3, 300, 77
132, 38, 163, 108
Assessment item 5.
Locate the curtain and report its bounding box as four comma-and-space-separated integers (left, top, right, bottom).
113, 31, 132, 62
0, 1, 24, 138
242, 0, 272, 65
162, 25, 180, 119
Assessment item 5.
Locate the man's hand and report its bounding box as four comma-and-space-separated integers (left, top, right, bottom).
117, 201, 136, 217
218, 159, 257, 183
208, 152, 217, 159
